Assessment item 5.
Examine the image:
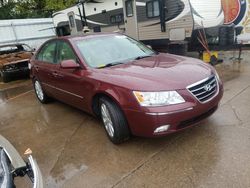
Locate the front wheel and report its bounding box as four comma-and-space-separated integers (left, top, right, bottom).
33, 79, 49, 103
99, 97, 130, 144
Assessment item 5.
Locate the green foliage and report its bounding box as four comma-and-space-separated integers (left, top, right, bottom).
0, 0, 76, 19
0, 0, 17, 19
45, 0, 76, 11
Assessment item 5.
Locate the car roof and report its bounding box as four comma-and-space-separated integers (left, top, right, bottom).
58, 32, 123, 42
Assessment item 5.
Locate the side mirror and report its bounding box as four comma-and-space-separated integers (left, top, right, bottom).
60, 60, 80, 69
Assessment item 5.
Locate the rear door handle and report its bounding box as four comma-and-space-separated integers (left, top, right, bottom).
35, 66, 39, 71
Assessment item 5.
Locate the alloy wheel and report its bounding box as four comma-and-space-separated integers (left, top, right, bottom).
101, 103, 115, 138
34, 80, 44, 101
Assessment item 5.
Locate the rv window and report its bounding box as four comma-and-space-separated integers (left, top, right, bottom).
125, 0, 133, 17
146, 0, 160, 18
110, 14, 123, 24
69, 15, 75, 28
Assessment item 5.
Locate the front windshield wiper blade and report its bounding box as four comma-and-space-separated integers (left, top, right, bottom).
134, 55, 152, 60
97, 62, 124, 69
134, 53, 157, 60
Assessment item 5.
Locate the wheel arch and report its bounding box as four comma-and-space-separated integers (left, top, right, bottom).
91, 91, 123, 118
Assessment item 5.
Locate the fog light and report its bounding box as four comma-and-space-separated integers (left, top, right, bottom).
154, 125, 170, 133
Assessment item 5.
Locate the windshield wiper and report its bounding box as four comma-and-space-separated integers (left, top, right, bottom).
97, 62, 124, 69
134, 55, 152, 60
134, 53, 157, 60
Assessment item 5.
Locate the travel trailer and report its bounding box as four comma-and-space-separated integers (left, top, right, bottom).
53, 0, 250, 52
53, 0, 194, 53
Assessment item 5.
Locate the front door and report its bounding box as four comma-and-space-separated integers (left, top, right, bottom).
53, 41, 87, 110
123, 0, 139, 40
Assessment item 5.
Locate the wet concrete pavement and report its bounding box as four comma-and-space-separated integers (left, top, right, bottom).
0, 53, 250, 188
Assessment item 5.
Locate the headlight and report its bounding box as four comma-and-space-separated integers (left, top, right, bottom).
133, 91, 185, 107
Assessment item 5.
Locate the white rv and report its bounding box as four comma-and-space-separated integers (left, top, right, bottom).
53, 0, 250, 51
53, 0, 194, 52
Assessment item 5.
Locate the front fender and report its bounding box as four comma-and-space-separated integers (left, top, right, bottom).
91, 82, 136, 112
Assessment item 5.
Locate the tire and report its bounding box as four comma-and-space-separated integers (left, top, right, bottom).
99, 97, 130, 144
33, 79, 49, 104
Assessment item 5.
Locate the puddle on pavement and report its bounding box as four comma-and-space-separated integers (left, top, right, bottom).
0, 83, 33, 103
47, 164, 88, 187
215, 61, 243, 82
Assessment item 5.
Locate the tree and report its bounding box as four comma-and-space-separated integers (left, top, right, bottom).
0, 0, 76, 19
45, 0, 76, 12
0, 0, 7, 7
0, 0, 17, 19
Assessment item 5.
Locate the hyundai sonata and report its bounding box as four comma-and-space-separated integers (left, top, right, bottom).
30, 33, 223, 144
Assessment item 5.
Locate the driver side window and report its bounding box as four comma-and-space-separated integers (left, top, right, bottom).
57, 41, 77, 64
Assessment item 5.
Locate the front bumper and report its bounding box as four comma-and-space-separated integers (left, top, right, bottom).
124, 84, 223, 137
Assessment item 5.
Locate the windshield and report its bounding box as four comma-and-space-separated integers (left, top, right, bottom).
75, 35, 155, 68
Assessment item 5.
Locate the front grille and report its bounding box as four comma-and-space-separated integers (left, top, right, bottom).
187, 75, 218, 103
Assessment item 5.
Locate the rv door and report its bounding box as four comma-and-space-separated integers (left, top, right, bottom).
68, 11, 78, 35
123, 0, 139, 39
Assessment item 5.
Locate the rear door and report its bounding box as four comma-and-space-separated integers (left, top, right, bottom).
123, 0, 139, 39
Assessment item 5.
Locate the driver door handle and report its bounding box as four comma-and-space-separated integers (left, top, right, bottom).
52, 71, 64, 78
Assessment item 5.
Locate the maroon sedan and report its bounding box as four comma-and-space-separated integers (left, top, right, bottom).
30, 33, 223, 144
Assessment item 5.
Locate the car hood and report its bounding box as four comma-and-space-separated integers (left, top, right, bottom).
93, 53, 214, 91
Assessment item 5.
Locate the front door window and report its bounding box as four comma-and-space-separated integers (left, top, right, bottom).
57, 42, 77, 64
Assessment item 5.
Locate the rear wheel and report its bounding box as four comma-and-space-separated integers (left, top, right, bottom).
33, 79, 49, 103
99, 97, 130, 144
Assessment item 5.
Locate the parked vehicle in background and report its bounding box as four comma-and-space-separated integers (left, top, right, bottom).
0, 134, 43, 188
0, 18, 56, 49
30, 33, 223, 144
52, 0, 194, 54
53, 0, 250, 52
0, 43, 34, 83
